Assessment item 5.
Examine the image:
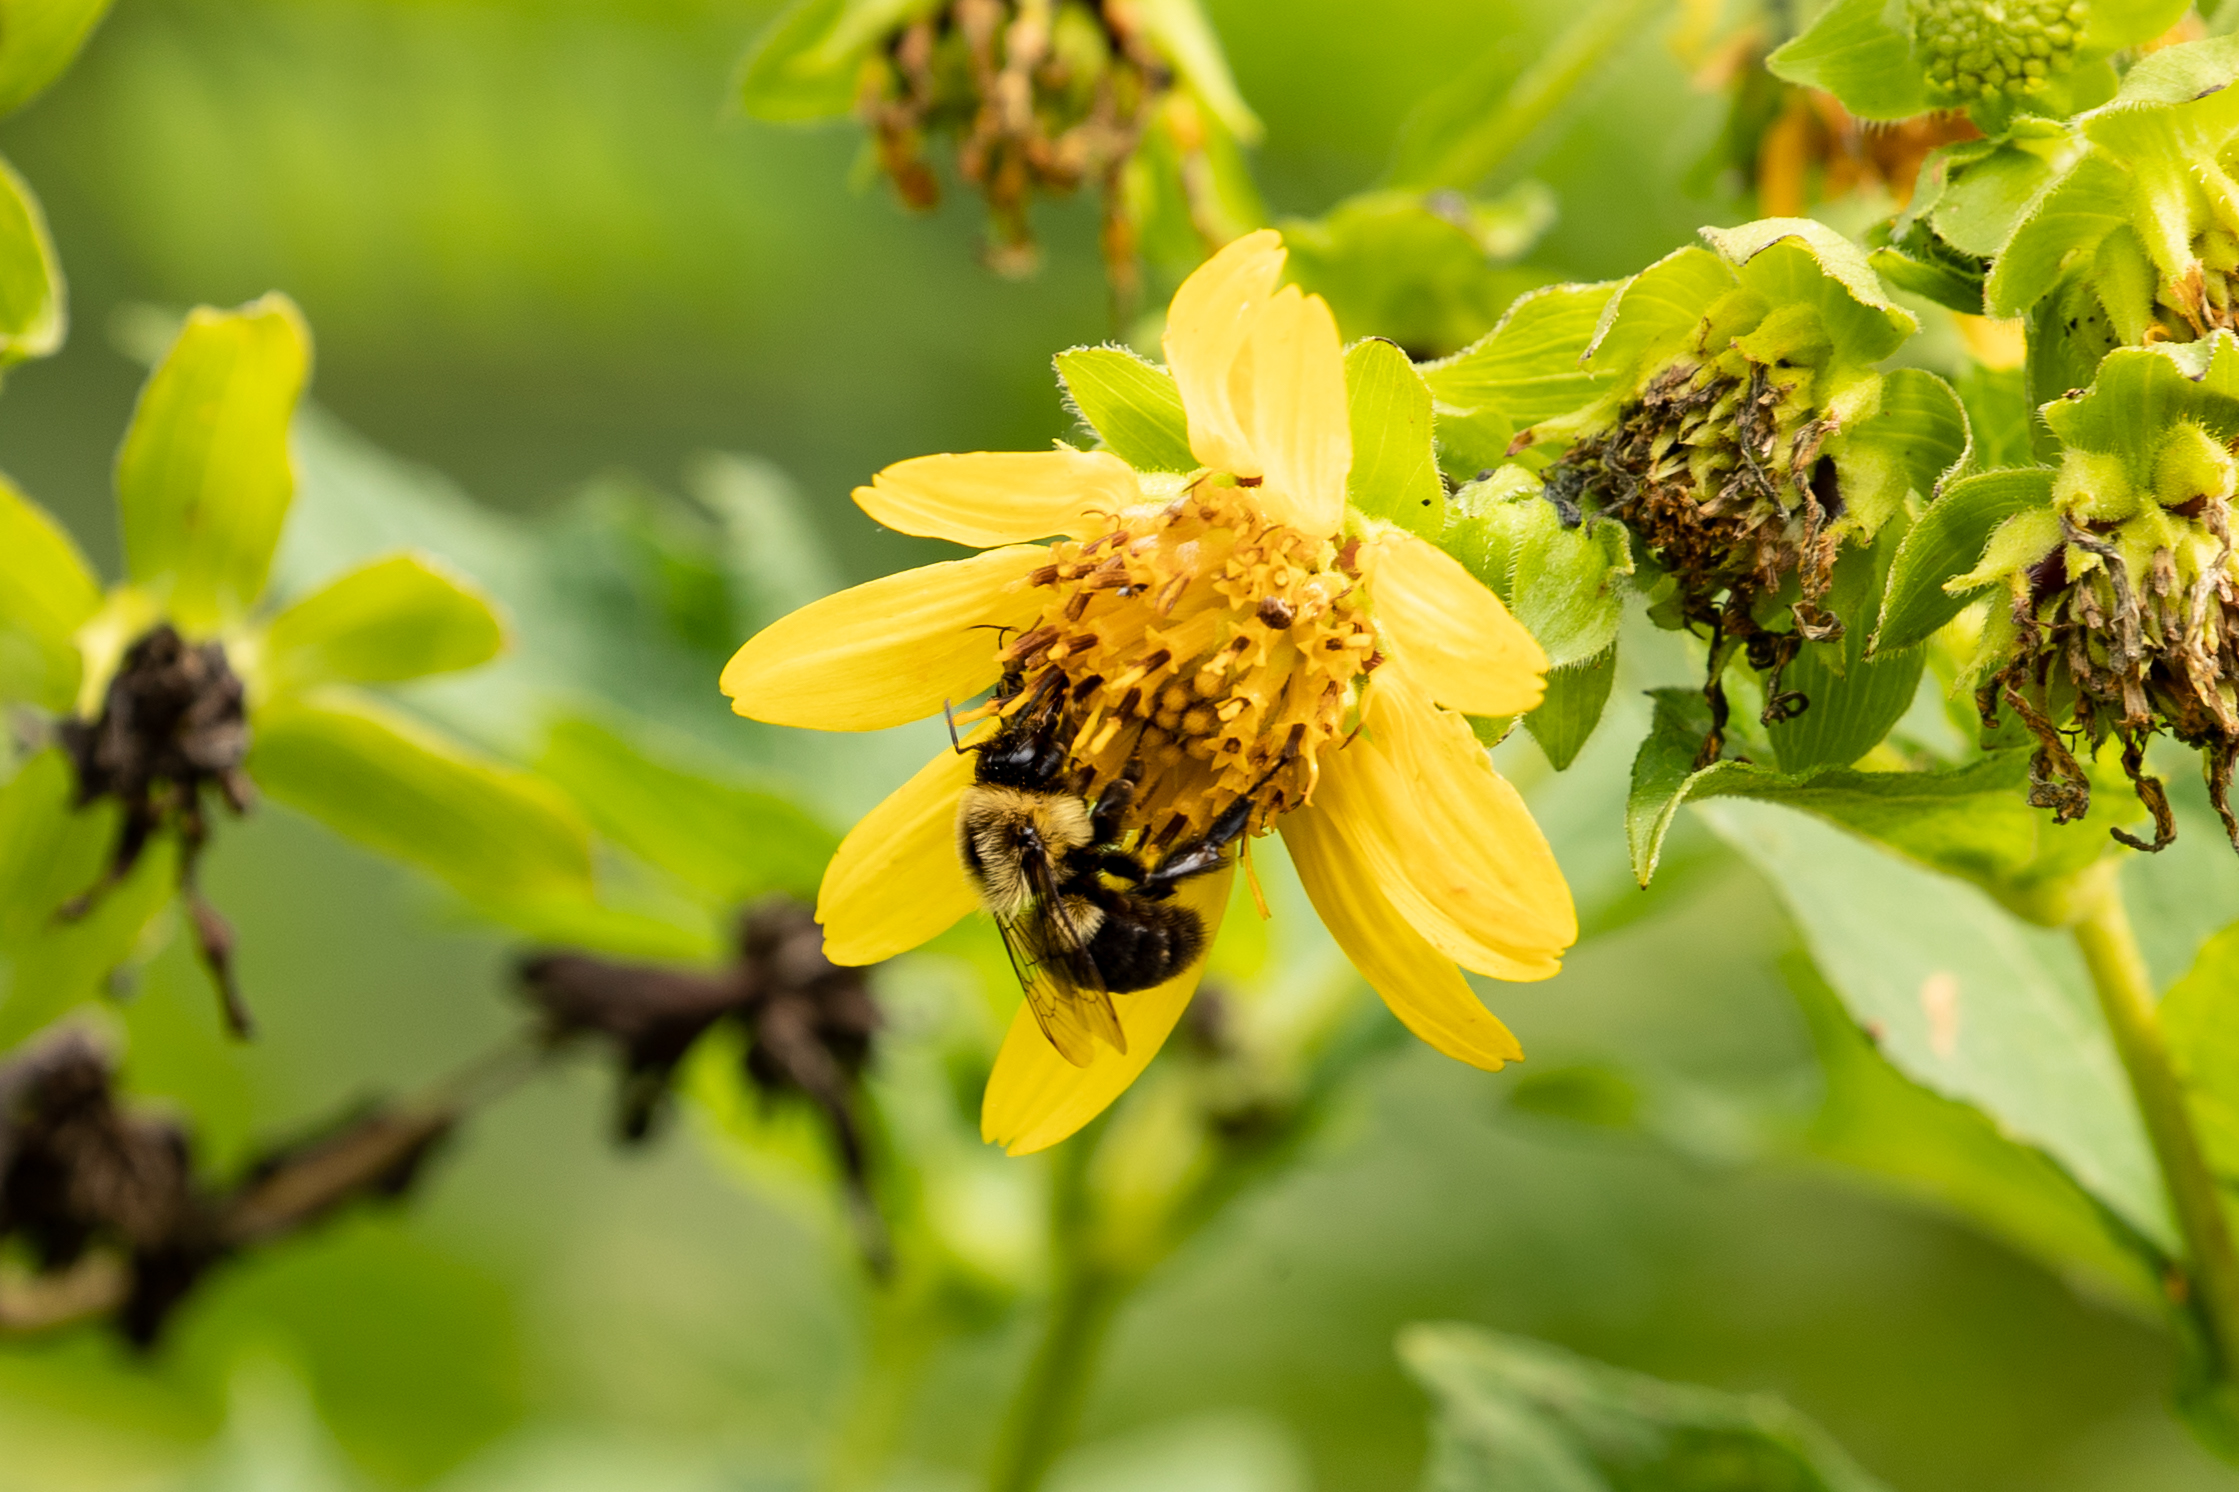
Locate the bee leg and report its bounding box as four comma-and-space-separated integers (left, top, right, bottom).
1141, 757, 1291, 893
1089, 770, 1139, 844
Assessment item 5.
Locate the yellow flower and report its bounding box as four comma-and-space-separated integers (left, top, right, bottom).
722, 230, 1576, 1154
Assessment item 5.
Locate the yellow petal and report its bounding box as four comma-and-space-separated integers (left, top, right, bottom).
1366, 532, 1547, 716
719, 546, 1045, 730
980, 867, 1234, 1155
1233, 283, 1350, 537
817, 746, 979, 964
1165, 230, 1286, 481
1281, 807, 1523, 1070
1316, 665, 1576, 979
853, 450, 1143, 547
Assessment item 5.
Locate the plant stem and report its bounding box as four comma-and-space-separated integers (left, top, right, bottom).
986, 1118, 1128, 1492
2074, 876, 2239, 1370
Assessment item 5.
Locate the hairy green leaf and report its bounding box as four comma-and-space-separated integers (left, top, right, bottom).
1057, 345, 1197, 474
1983, 153, 2130, 322
2042, 332, 2239, 485
116, 294, 311, 631
1422, 280, 1619, 476
1875, 467, 2053, 654
1522, 645, 1614, 772
263, 552, 507, 692
1441, 469, 1629, 669
0, 472, 99, 710
249, 692, 594, 906
1402, 1323, 1892, 1492
1345, 339, 1443, 540
1766, 0, 1932, 123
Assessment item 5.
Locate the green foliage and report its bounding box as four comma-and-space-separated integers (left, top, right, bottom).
0, 471, 99, 710
1524, 646, 1616, 772
1401, 1322, 1892, 1492
1057, 345, 1198, 473
249, 693, 596, 915
1441, 469, 1629, 670
1421, 281, 1619, 479
1344, 338, 1444, 539
0, 154, 60, 368
261, 553, 506, 692
0, 0, 114, 117
116, 295, 311, 633
2163, 922, 2239, 1186
1875, 468, 2052, 653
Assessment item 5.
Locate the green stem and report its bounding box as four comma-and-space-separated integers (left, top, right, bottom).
823, 1287, 943, 1492
986, 1118, 1130, 1492
2073, 876, 2239, 1371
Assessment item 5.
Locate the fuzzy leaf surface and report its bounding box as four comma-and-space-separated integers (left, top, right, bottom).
1521, 645, 1614, 772
1345, 338, 1444, 539
1057, 345, 1198, 474
1874, 467, 2053, 653
1765, 0, 1931, 123
1440, 469, 1628, 669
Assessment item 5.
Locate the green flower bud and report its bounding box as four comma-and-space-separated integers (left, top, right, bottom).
1911, 0, 2081, 102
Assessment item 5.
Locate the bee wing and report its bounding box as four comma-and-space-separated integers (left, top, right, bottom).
993, 854, 1126, 1067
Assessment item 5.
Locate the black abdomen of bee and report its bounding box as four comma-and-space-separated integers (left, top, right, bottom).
1084, 895, 1206, 993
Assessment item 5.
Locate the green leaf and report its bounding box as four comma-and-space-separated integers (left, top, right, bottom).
1951, 363, 2033, 473
1866, 242, 1982, 316
1983, 153, 2130, 321
688, 451, 844, 632
248, 692, 595, 907
1874, 467, 2053, 653
735, 0, 922, 122
1701, 797, 2173, 1250
261, 552, 506, 693
1384, 0, 1661, 190
1522, 645, 1614, 772
0, 751, 176, 1046
1440, 469, 1630, 669
2042, 333, 2239, 486
1786, 953, 2160, 1309
116, 294, 312, 632
1706, 219, 1918, 363
0, 0, 112, 117
1401, 1323, 1893, 1492
1626, 687, 2140, 915
537, 715, 836, 906
1929, 146, 2056, 260
1766, 628, 1924, 773
0, 472, 99, 711
1766, 0, 1932, 123
1131, 0, 1261, 142
1572, 245, 1732, 387
2163, 921, 2239, 1188
1345, 339, 1443, 540
1056, 345, 1198, 473
0, 154, 60, 366
1422, 281, 1620, 475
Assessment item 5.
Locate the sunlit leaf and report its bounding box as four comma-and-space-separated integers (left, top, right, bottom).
1874, 467, 2052, 654
1422, 280, 1619, 478
1057, 345, 1197, 473
1522, 645, 1614, 773
1766, 0, 1931, 123
248, 692, 594, 906
116, 295, 312, 632
1402, 1322, 1892, 1492
1440, 469, 1629, 670
1344, 338, 1443, 540
262, 553, 507, 693
0, 0, 113, 117
0, 154, 60, 366
0, 472, 99, 710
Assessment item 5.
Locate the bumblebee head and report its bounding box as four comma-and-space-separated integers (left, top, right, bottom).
973, 710, 1067, 790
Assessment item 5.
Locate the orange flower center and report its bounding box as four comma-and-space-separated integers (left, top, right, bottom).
983, 478, 1378, 851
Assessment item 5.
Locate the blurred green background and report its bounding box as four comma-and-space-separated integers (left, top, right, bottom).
2, 1, 2234, 1488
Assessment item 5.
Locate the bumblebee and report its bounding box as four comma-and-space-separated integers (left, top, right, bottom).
954, 688, 1263, 1066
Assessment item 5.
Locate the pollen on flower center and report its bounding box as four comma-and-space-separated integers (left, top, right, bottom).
984, 479, 1377, 851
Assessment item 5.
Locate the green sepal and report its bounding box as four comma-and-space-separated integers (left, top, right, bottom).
1766, 536, 1926, 772
1420, 280, 1620, 479
1400, 1323, 1892, 1492
1703, 218, 1917, 364
1627, 687, 2142, 917
1522, 644, 1615, 772
260, 552, 506, 694
0, 472, 100, 711
1832, 364, 1972, 544
1439, 468, 1630, 670
248, 691, 596, 908
1344, 339, 1443, 540
1874, 467, 2054, 654
735, 0, 928, 123
1279, 183, 1553, 358
1766, 0, 1932, 123
1866, 242, 1983, 316
537, 715, 837, 907
0, 154, 61, 368
116, 294, 311, 633
1983, 152, 2131, 321
2022, 272, 2121, 460
0, 0, 112, 118
2041, 332, 2239, 486
1056, 345, 1197, 473
0, 750, 176, 1047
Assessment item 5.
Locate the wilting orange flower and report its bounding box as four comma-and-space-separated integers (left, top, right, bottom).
722, 231, 1575, 1153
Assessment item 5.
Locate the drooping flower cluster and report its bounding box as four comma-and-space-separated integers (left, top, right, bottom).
723, 230, 1576, 1153
1956, 339, 2239, 850
1912, 0, 2085, 101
